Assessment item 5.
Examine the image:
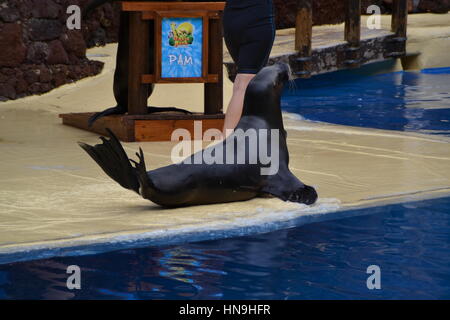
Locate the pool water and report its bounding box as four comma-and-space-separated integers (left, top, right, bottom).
282, 67, 450, 136
1, 196, 449, 300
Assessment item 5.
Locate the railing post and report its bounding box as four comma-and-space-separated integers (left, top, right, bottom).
294, 0, 312, 78
344, 0, 361, 68
387, 0, 408, 58
391, 0, 408, 37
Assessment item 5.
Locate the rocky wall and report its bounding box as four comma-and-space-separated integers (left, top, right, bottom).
1, 0, 448, 101
0, 0, 111, 101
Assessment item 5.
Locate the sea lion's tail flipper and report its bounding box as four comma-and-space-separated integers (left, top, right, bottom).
78, 128, 140, 193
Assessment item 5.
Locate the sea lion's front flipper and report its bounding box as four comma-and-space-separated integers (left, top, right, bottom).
261, 170, 318, 205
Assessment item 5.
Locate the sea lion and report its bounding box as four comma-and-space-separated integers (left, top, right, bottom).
83, 0, 191, 127
78, 63, 318, 207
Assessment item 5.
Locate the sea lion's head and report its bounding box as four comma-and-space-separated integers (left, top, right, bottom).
259, 62, 290, 86
243, 62, 290, 109
267, 62, 291, 89
241, 63, 291, 126
246, 63, 290, 99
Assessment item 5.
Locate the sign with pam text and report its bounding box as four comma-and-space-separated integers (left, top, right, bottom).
161, 17, 203, 78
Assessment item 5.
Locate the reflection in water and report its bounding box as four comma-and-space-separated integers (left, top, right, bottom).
282, 67, 450, 136
1, 197, 450, 299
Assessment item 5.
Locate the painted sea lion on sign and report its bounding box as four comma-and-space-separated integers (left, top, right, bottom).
83, 0, 191, 127
78, 63, 318, 207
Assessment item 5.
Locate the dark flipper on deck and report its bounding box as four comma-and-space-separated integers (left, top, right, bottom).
87, 106, 192, 127
78, 128, 140, 193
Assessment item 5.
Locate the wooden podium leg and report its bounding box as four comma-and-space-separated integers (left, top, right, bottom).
204, 15, 223, 115
128, 12, 149, 115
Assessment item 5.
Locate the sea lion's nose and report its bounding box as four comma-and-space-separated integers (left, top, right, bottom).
274, 63, 290, 79
275, 62, 289, 72
274, 63, 290, 83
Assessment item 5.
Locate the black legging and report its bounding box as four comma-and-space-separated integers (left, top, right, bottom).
223, 0, 276, 74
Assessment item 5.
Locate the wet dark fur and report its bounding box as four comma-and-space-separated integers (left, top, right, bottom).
78, 63, 318, 208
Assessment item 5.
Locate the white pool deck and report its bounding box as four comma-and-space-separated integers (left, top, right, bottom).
1, 14, 450, 264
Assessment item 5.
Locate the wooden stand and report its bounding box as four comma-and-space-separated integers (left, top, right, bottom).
60, 2, 226, 141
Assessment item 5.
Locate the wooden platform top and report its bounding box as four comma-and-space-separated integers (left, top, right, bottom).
121, 1, 226, 12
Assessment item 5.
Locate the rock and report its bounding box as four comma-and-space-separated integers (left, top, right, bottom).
0, 23, 27, 67
80, 0, 121, 48
15, 77, 28, 94
272, 0, 346, 29
61, 0, 82, 13
52, 71, 67, 87
418, 0, 449, 13
383, 0, 419, 12
31, 0, 61, 19
91, 60, 104, 74
27, 42, 50, 64
103, 2, 115, 20
87, 26, 107, 47
28, 82, 42, 94
273, 0, 297, 29
66, 67, 77, 80
361, 1, 387, 13
99, 2, 115, 28
24, 69, 40, 84
0, 0, 106, 100
1, 67, 16, 76
60, 30, 87, 58
39, 67, 52, 83
67, 53, 80, 65
40, 82, 53, 93
17, 0, 33, 19
313, 0, 346, 25
27, 18, 62, 41
0, 83, 16, 99
0, 7, 20, 22
47, 40, 69, 64
81, 64, 91, 77
0, 73, 7, 83
6, 76, 17, 89
57, 64, 69, 75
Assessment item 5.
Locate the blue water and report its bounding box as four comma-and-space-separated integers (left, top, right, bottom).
1, 196, 449, 300
282, 67, 450, 135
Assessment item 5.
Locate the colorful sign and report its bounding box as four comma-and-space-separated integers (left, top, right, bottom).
161, 17, 203, 78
